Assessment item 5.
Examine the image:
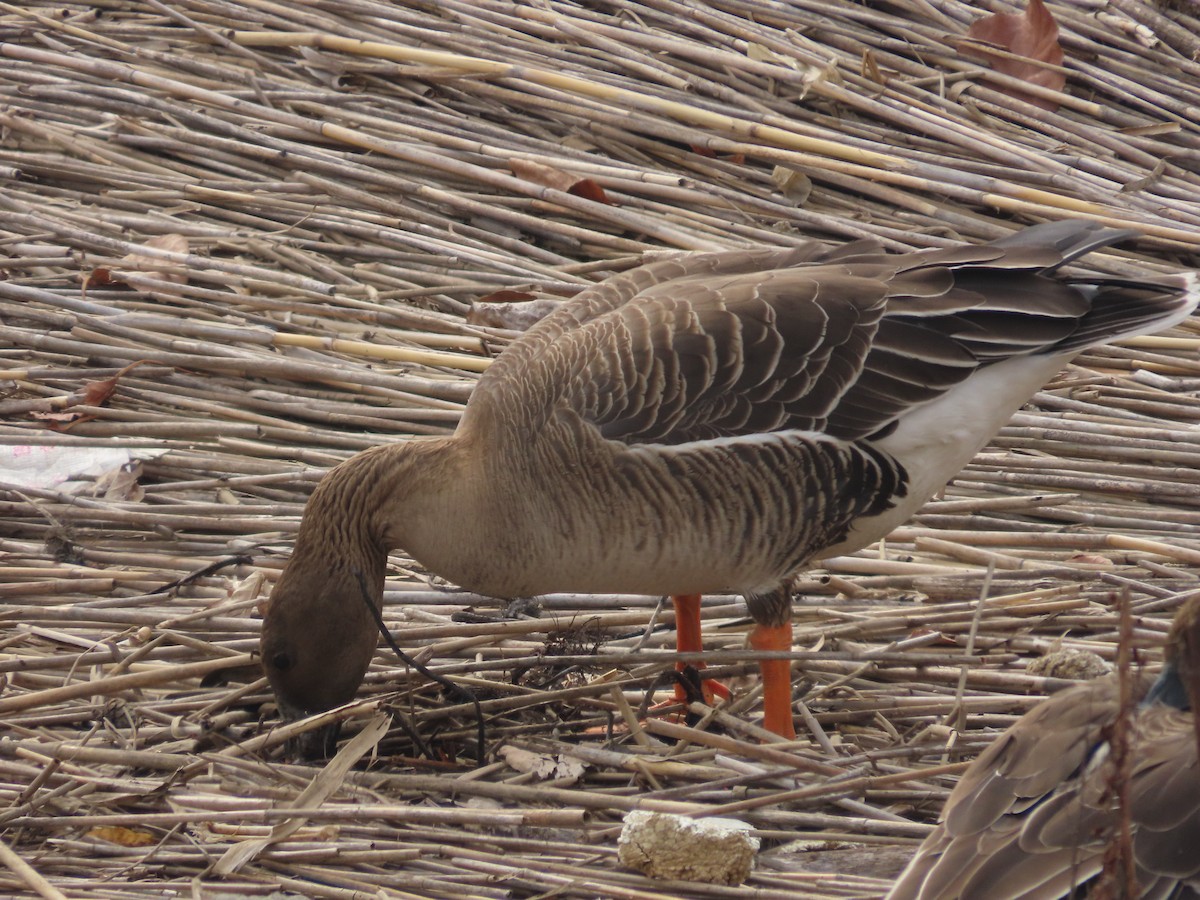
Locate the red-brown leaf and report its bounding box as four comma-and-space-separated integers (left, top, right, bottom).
688, 145, 746, 164
966, 0, 1065, 110
31, 361, 161, 429
84, 267, 113, 289
566, 178, 610, 204
82, 361, 159, 408
82, 375, 118, 407
509, 159, 611, 204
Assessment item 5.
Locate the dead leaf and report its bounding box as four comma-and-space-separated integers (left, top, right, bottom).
111, 233, 190, 287
82, 267, 113, 295
745, 45, 840, 98
93, 461, 144, 501
229, 571, 266, 605
138, 231, 188, 254
861, 50, 885, 85
28, 361, 161, 430
689, 145, 746, 165
498, 745, 586, 784
1119, 158, 1167, 194
87, 826, 157, 847
82, 375, 120, 408
746, 42, 792, 67
771, 165, 813, 205
568, 179, 610, 204
468, 296, 562, 331
81, 360, 159, 409
509, 159, 612, 205
966, 0, 1065, 110
214, 714, 390, 875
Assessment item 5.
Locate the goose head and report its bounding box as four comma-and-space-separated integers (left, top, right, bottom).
1146, 592, 1200, 711
1172, 592, 1200, 703
261, 448, 397, 753
261, 550, 384, 720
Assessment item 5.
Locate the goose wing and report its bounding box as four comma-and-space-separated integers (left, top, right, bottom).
475, 238, 869, 390
1035, 706, 1200, 886
888, 679, 1200, 900
471, 225, 1117, 447
887, 679, 1121, 900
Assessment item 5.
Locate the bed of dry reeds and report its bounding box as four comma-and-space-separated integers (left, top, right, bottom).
2, 1, 1200, 897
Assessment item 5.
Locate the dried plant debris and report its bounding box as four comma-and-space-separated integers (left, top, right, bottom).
965, 0, 1067, 110
1, 0, 1200, 898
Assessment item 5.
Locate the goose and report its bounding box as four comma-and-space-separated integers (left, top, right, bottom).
260, 220, 1199, 749
886, 592, 1200, 900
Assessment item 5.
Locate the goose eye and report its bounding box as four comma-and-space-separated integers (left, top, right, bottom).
271, 651, 293, 672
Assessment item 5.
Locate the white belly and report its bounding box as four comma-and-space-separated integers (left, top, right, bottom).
822, 353, 1070, 557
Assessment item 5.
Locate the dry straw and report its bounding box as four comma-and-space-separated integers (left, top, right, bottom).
1, 0, 1200, 897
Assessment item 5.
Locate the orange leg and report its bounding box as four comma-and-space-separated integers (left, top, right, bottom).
672, 594, 731, 705
750, 621, 797, 738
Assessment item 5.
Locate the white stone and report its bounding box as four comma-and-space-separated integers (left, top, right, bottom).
617, 811, 759, 885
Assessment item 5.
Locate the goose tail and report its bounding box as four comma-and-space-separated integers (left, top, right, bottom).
988, 220, 1199, 352
990, 219, 1137, 271
1053, 270, 1199, 354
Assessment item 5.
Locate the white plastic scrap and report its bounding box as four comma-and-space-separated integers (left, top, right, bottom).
0, 445, 164, 491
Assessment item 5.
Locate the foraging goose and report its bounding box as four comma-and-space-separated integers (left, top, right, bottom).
261, 221, 1198, 746
886, 593, 1200, 900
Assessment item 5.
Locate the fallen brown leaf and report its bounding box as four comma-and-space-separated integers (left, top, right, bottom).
29, 361, 162, 429
689, 145, 746, 165
509, 159, 612, 204
468, 296, 562, 331
111, 232, 190, 287
966, 0, 1065, 111
567, 178, 609, 204
82, 374, 120, 408
83, 360, 159, 407
93, 461, 144, 502
82, 267, 113, 295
